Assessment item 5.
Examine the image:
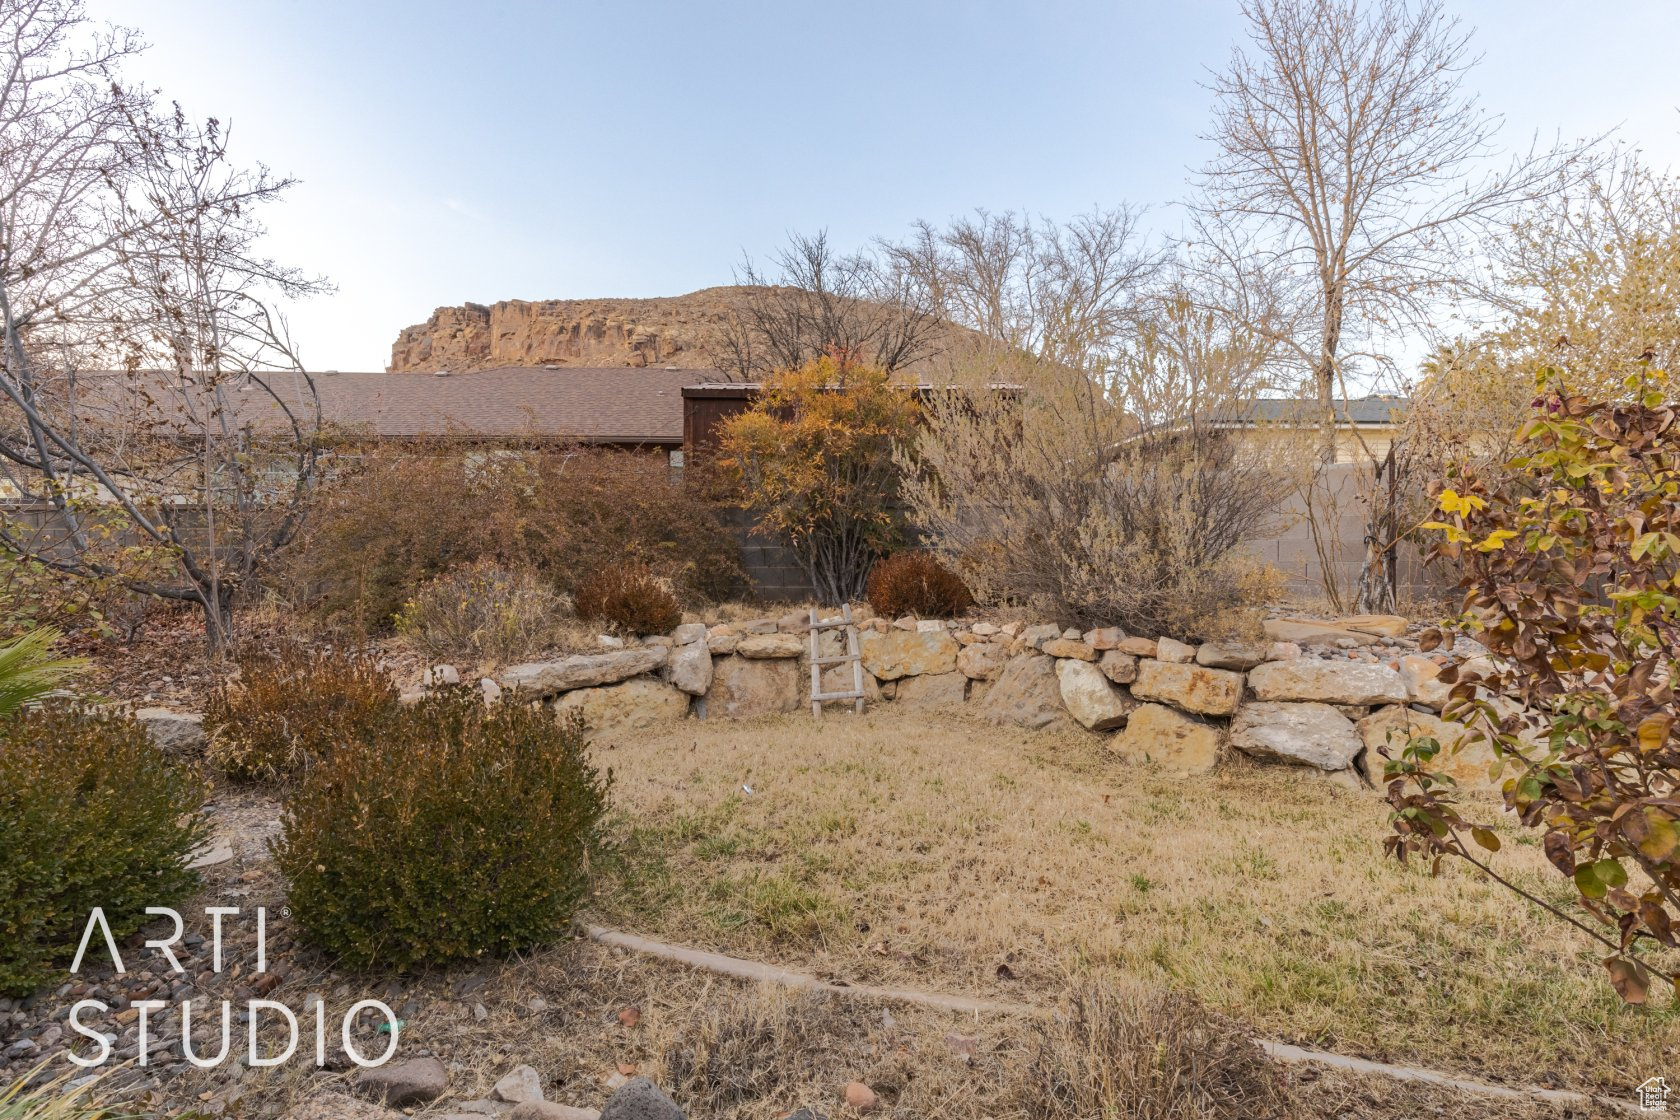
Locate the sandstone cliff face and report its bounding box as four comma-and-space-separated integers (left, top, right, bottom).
388, 288, 744, 372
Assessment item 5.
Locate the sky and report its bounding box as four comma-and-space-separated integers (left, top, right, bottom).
90, 0, 1680, 372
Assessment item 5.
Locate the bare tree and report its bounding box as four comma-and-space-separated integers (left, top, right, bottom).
707, 230, 945, 379
885, 208, 1162, 372
0, 1, 326, 648
1192, 0, 1597, 612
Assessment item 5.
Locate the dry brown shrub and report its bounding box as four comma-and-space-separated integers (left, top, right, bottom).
574, 562, 682, 635
865, 550, 974, 619
1022, 975, 1290, 1120
289, 443, 745, 631
663, 987, 882, 1113
394, 560, 567, 663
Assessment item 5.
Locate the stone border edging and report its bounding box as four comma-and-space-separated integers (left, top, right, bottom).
582, 924, 1637, 1115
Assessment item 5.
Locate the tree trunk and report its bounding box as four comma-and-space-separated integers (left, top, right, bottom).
1354, 442, 1399, 614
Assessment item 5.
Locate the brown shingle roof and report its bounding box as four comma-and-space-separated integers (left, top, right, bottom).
311, 366, 722, 444
48, 366, 726, 446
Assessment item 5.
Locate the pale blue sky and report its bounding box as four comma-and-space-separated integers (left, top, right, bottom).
94, 1, 1680, 370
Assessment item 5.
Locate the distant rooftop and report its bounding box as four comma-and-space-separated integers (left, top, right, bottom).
1216, 395, 1411, 427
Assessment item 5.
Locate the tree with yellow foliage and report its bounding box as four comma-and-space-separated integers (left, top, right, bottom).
718, 355, 919, 604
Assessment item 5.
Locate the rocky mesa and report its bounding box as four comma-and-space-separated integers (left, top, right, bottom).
387, 288, 746, 371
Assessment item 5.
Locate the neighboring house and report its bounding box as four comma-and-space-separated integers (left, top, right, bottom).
1211, 395, 1412, 465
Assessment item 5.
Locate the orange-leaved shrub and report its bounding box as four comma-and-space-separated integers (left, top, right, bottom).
205, 643, 399, 782
574, 562, 682, 635
274, 689, 610, 970
866, 550, 974, 619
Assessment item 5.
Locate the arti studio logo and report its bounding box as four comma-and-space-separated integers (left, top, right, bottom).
1639, 1076, 1670, 1112
66, 906, 398, 1070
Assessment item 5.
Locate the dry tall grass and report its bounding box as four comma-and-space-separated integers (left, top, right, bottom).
593, 711, 1680, 1092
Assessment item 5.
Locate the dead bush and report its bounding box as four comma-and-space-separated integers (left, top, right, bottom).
289, 444, 745, 631
394, 561, 567, 663
663, 988, 882, 1112
866, 550, 974, 618
1023, 975, 1290, 1120
574, 562, 682, 635
902, 292, 1297, 638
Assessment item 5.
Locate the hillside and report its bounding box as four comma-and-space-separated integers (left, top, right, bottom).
387, 288, 748, 372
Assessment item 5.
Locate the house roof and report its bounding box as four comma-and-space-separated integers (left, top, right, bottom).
1215, 396, 1411, 427
310, 366, 724, 444
41, 366, 729, 446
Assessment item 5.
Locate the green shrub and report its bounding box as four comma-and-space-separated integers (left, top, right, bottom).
574, 562, 682, 635
394, 561, 566, 663
0, 704, 208, 997
865, 550, 974, 619
274, 689, 611, 970
290, 445, 746, 630
205, 643, 399, 782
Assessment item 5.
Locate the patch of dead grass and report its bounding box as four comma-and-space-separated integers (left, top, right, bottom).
590, 710, 1680, 1093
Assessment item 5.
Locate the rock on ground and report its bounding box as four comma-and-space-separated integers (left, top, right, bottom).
891, 670, 968, 709
1338, 613, 1410, 637
1130, 661, 1243, 717
1261, 618, 1377, 646
352, 1057, 449, 1107
1056, 659, 1136, 731
1109, 703, 1222, 774
859, 629, 959, 680
598, 1077, 686, 1120
665, 641, 713, 696
1230, 702, 1362, 772
499, 649, 666, 698
1246, 660, 1405, 706
704, 655, 800, 718
976, 653, 1069, 731
1040, 638, 1096, 661
1397, 654, 1450, 709
134, 707, 205, 752
493, 1064, 545, 1104
555, 678, 690, 740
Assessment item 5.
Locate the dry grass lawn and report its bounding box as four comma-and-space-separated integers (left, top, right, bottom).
589, 709, 1680, 1095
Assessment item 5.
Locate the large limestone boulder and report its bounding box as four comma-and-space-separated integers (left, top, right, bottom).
135, 707, 205, 753
818, 662, 881, 704
860, 629, 959, 680
957, 642, 1010, 680
666, 641, 713, 696
736, 632, 804, 659
1261, 618, 1377, 646
500, 648, 666, 697
1056, 659, 1136, 731
1230, 702, 1362, 772
977, 653, 1069, 730
705, 655, 800, 719
1398, 655, 1450, 709
1195, 641, 1267, 672
1247, 660, 1405, 706
556, 678, 690, 740
1130, 661, 1244, 717
1154, 637, 1197, 664
892, 670, 968, 709
1109, 704, 1221, 774
1041, 638, 1097, 661
1357, 705, 1502, 790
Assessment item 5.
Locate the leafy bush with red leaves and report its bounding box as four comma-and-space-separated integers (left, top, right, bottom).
865, 550, 974, 619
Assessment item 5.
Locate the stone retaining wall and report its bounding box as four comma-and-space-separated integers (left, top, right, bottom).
452, 610, 1498, 791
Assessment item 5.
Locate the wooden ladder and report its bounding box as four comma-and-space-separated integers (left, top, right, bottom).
808, 604, 866, 716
